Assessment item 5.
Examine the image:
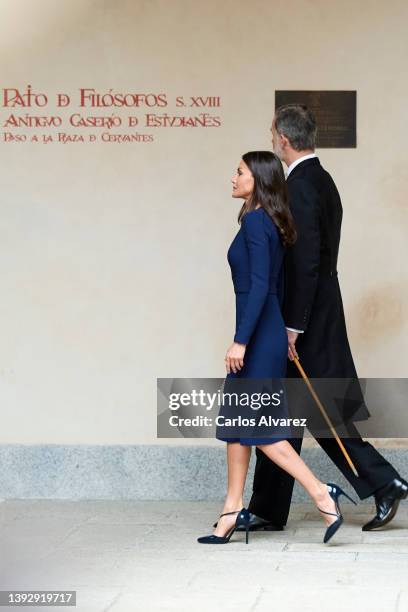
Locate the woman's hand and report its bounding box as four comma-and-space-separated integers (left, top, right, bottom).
225, 342, 246, 374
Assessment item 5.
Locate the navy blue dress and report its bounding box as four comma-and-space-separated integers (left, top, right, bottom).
216, 208, 289, 445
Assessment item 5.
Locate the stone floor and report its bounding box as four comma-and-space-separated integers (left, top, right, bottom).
0, 499, 407, 611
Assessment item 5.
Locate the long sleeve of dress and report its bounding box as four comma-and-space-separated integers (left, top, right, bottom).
234, 212, 271, 345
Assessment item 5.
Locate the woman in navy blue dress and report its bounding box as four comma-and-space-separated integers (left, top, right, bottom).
198, 152, 355, 545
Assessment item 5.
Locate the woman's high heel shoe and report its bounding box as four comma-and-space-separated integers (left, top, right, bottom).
318, 482, 357, 544
197, 508, 251, 544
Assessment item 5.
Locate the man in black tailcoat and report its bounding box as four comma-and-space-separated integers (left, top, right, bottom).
246, 104, 407, 532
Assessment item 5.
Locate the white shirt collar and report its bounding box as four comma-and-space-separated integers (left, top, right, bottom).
286, 153, 317, 177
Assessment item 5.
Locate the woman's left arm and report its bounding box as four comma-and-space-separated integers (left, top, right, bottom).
225, 212, 271, 373
234, 211, 271, 344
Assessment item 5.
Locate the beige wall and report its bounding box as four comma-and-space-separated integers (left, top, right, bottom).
0, 0, 407, 444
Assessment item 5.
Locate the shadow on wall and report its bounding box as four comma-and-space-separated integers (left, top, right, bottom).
348, 283, 405, 348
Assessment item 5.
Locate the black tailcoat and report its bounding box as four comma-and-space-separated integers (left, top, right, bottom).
248, 158, 399, 522
284, 157, 358, 379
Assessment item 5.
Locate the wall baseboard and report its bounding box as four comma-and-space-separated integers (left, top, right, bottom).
1, 445, 407, 502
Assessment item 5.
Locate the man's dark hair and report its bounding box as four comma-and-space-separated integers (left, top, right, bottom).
274, 104, 317, 151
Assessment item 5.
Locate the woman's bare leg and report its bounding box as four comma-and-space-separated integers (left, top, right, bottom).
256, 440, 337, 526
214, 442, 251, 536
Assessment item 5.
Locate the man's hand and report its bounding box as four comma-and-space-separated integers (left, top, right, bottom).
287, 329, 299, 361
225, 342, 246, 374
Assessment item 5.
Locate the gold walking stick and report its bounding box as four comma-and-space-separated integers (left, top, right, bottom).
293, 356, 359, 477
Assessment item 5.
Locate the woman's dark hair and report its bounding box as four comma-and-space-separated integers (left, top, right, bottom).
238, 151, 297, 247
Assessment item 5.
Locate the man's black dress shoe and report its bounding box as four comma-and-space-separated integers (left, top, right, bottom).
213, 512, 284, 532
362, 477, 408, 531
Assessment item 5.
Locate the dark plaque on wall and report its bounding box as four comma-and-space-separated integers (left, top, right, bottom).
275, 90, 356, 148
